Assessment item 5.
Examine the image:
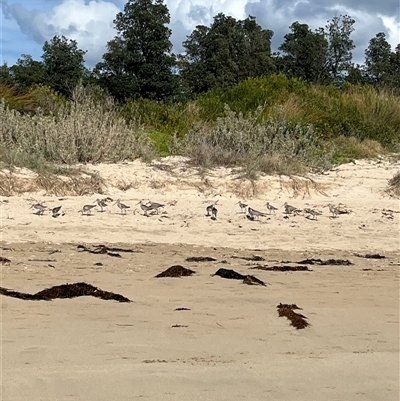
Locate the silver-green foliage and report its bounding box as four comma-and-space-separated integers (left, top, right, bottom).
0, 85, 154, 164
178, 104, 332, 172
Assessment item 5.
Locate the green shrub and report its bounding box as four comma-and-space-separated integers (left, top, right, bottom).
122, 98, 200, 137
173, 105, 332, 175
0, 85, 154, 165
195, 74, 308, 120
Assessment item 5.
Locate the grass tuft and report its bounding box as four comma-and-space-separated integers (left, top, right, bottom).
386, 171, 400, 198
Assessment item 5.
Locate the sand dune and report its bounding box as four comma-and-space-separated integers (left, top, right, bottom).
1, 157, 399, 400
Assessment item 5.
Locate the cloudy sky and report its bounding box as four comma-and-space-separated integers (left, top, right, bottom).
1, 0, 399, 68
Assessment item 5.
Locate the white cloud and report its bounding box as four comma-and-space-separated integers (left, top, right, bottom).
1, 0, 399, 67
2, 0, 119, 65
379, 15, 400, 50
38, 0, 120, 64
166, 0, 248, 29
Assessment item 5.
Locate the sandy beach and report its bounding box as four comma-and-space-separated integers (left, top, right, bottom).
1, 157, 399, 400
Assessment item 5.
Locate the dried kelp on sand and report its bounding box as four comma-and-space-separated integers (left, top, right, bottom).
277, 303, 310, 330
155, 265, 196, 278
0, 282, 131, 302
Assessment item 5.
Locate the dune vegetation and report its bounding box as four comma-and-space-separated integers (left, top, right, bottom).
1, 75, 399, 182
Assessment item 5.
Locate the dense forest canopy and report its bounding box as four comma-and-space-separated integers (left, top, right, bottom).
1, 0, 399, 101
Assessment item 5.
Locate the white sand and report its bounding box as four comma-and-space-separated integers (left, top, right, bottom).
1, 157, 399, 400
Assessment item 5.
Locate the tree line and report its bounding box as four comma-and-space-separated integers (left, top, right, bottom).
1, 0, 399, 102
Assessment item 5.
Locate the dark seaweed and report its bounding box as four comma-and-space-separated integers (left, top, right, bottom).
186, 256, 217, 262
242, 275, 266, 286
297, 258, 353, 266
231, 255, 265, 261
155, 265, 196, 278
277, 303, 309, 330
77, 244, 142, 257
251, 265, 312, 272
0, 256, 11, 265
212, 268, 246, 280
0, 282, 131, 302
354, 253, 385, 259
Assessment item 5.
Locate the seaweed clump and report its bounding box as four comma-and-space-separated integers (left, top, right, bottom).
212, 269, 266, 286
212, 268, 246, 280
354, 253, 385, 259
186, 256, 217, 262
0, 282, 131, 302
155, 265, 196, 278
0, 256, 11, 265
251, 265, 311, 272
277, 303, 309, 330
297, 258, 353, 266
242, 275, 266, 286
231, 255, 265, 261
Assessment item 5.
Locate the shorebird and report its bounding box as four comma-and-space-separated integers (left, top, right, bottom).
236, 201, 248, 213
284, 202, 300, 215
96, 198, 108, 212
265, 202, 278, 214
147, 201, 165, 214
51, 206, 62, 218
304, 208, 322, 220
205, 204, 213, 216
30, 203, 47, 215
248, 207, 268, 220
80, 204, 96, 216
205, 200, 219, 217
114, 199, 130, 214
327, 203, 339, 218
137, 200, 152, 216
211, 205, 218, 220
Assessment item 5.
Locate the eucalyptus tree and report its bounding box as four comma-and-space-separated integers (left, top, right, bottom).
324, 15, 356, 83
42, 35, 87, 97
179, 13, 275, 95
278, 22, 328, 83
10, 55, 46, 89
278, 15, 355, 84
94, 0, 178, 101
365, 32, 394, 86
0, 62, 14, 86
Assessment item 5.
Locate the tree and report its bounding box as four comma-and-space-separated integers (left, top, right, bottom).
278, 15, 355, 84
42, 35, 87, 97
95, 0, 178, 101
345, 64, 367, 85
0, 62, 15, 86
236, 16, 275, 81
278, 22, 328, 83
324, 15, 355, 83
365, 32, 393, 85
179, 13, 275, 95
10, 55, 46, 89
387, 44, 400, 88
93, 37, 138, 101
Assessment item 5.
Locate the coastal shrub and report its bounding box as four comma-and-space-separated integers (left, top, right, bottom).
330, 136, 384, 164
194, 77, 400, 151
0, 85, 154, 165
173, 105, 332, 175
195, 75, 308, 120
122, 98, 200, 137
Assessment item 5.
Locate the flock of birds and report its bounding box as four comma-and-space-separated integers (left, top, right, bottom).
29, 198, 166, 218
28, 197, 342, 221
232, 201, 340, 221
